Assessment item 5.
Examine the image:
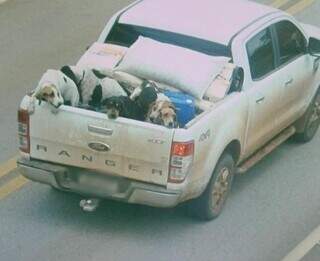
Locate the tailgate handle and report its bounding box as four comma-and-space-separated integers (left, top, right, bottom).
256, 97, 265, 104
88, 125, 113, 136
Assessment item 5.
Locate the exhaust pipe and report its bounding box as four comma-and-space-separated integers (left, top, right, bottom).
79, 198, 100, 212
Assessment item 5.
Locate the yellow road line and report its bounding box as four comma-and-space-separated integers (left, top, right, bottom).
0, 155, 18, 178
286, 0, 315, 14
0, 175, 29, 201
271, 0, 291, 8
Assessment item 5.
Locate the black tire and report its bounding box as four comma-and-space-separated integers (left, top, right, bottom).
293, 90, 320, 143
188, 153, 235, 220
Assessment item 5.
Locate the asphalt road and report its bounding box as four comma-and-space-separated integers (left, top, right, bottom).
0, 0, 320, 261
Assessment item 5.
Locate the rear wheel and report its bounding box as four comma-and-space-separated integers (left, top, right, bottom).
293, 90, 320, 142
189, 153, 235, 220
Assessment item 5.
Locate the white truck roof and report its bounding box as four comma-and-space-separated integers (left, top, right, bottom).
119, 0, 279, 45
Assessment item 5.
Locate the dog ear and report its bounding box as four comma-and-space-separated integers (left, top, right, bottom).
35, 90, 41, 99
35, 91, 42, 105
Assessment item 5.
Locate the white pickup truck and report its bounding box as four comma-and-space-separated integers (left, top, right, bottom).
17, 0, 320, 220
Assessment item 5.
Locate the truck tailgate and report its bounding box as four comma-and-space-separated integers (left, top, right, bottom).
29, 105, 174, 186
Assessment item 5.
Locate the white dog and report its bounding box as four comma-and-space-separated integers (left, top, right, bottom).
33, 69, 79, 112
61, 65, 127, 108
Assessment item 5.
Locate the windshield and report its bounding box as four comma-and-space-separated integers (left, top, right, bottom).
105, 23, 231, 57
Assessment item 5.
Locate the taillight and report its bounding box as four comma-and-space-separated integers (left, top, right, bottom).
168, 141, 194, 183
18, 109, 30, 153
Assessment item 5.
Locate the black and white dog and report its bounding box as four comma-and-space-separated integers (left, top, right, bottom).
103, 83, 158, 121
134, 80, 158, 116
60, 65, 127, 109
131, 80, 178, 128
102, 96, 144, 120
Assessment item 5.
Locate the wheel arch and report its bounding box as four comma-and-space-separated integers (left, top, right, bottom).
193, 139, 241, 199
223, 139, 241, 165
295, 85, 320, 133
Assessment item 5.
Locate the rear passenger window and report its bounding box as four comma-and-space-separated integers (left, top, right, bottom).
275, 21, 307, 65
247, 28, 275, 80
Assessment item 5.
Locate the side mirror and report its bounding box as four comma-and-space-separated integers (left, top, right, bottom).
308, 37, 320, 57
229, 67, 244, 93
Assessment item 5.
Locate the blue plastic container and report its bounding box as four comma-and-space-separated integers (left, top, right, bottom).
164, 91, 196, 127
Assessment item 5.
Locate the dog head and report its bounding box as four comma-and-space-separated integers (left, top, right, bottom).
102, 96, 124, 119
141, 80, 157, 89
147, 100, 167, 122
148, 100, 178, 128
35, 83, 64, 108
157, 106, 178, 128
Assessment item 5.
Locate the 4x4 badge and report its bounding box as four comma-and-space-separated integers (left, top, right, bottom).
148, 139, 165, 145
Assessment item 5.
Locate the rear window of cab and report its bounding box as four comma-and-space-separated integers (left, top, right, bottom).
106, 23, 231, 57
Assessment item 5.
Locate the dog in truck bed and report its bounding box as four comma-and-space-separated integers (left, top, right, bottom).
103, 84, 158, 121
134, 81, 158, 116
102, 96, 145, 120
146, 100, 178, 128
33, 69, 80, 110
60, 65, 127, 109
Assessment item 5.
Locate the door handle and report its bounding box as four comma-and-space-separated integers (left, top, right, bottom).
285, 78, 293, 86
256, 97, 265, 104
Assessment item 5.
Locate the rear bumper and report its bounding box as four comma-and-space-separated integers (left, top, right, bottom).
17, 158, 181, 208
